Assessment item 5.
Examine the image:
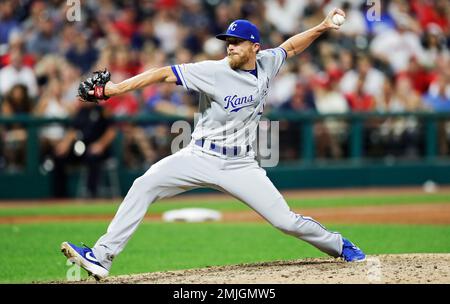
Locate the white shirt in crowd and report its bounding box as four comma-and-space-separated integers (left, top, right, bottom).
370, 29, 427, 73
265, 0, 305, 35
266, 65, 297, 108
315, 91, 349, 114
39, 98, 70, 141
340, 68, 385, 98
0, 65, 38, 97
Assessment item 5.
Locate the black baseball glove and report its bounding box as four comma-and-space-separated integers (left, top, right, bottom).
78, 69, 111, 103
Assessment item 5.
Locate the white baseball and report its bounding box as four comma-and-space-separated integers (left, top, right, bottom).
332, 14, 345, 26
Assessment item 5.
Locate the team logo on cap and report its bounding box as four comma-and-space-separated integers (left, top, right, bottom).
229, 22, 237, 31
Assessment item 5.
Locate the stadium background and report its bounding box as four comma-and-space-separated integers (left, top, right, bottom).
0, 0, 449, 283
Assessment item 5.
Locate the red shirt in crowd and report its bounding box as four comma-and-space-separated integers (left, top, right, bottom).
397, 70, 436, 95
411, 0, 448, 32
101, 94, 139, 117
345, 92, 375, 112
0, 53, 36, 68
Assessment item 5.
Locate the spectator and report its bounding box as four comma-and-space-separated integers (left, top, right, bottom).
265, 0, 305, 35
423, 65, 450, 156
51, 103, 116, 198
65, 31, 99, 75
266, 63, 297, 109
281, 81, 316, 112
314, 73, 349, 114
0, 0, 448, 167
423, 70, 450, 112
411, 0, 449, 33
0, 31, 36, 68
26, 14, 59, 58
86, 0, 119, 22
145, 82, 193, 117
392, 76, 424, 112
421, 23, 449, 67
104, 47, 141, 114
101, 80, 154, 169
312, 72, 349, 159
397, 56, 435, 95
202, 38, 226, 60
152, 10, 179, 55
173, 48, 193, 65
0, 0, 20, 46
136, 48, 169, 103
345, 77, 376, 112
210, 2, 233, 36
60, 61, 82, 110
388, 0, 422, 34
340, 54, 385, 99
370, 15, 427, 73
109, 46, 141, 81
339, 48, 354, 73
34, 54, 65, 87
376, 77, 406, 113
20, 0, 47, 37
34, 78, 72, 161
99, 45, 156, 169
279, 81, 316, 160
0, 48, 38, 98
143, 83, 196, 165
0, 84, 33, 171
180, 0, 210, 31
374, 76, 423, 158
113, 6, 138, 44
131, 18, 161, 51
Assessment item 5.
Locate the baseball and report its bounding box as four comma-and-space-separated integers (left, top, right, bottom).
332, 14, 345, 26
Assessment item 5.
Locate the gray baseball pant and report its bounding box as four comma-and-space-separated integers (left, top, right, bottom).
92, 143, 343, 270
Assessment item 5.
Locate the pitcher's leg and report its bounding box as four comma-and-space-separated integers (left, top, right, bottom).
219, 163, 343, 257
92, 148, 216, 269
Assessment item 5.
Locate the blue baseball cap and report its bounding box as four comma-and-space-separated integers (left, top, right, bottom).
216, 20, 260, 43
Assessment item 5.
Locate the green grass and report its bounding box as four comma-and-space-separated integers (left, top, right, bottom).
0, 193, 449, 217
1, 222, 449, 283
1, 192, 449, 283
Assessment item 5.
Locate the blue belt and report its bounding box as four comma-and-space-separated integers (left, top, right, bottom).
195, 139, 250, 156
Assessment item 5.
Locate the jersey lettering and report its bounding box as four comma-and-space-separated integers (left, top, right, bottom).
224, 94, 256, 112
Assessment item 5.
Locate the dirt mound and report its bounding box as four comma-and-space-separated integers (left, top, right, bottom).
62, 254, 450, 284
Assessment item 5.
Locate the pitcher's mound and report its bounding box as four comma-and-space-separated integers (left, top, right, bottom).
95, 254, 449, 284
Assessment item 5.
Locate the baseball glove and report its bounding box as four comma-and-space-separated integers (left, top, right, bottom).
78, 69, 111, 103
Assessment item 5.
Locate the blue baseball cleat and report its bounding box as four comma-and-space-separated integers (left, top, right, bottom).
341, 238, 366, 262
61, 242, 109, 280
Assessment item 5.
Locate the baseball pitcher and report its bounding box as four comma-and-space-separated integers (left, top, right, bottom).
61, 8, 365, 280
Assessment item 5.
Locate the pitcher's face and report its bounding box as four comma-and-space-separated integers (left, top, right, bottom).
226, 37, 259, 70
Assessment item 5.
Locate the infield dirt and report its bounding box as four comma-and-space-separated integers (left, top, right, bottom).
55, 254, 450, 284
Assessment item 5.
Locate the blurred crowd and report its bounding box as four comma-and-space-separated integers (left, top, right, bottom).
0, 0, 450, 175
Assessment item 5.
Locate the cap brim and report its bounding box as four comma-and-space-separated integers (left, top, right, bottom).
216, 33, 253, 42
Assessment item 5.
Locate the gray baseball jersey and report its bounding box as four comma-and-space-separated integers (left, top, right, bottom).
91, 48, 344, 270
171, 47, 286, 147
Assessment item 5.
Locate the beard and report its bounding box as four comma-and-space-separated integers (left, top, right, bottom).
227, 52, 250, 70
